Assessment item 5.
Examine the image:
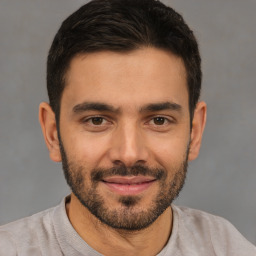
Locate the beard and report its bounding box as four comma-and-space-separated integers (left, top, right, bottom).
59, 140, 188, 231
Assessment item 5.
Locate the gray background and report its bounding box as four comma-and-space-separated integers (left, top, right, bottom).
0, 0, 255, 245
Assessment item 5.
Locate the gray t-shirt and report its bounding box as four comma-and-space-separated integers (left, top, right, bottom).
0, 196, 255, 256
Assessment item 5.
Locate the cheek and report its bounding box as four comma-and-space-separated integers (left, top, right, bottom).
62, 129, 111, 168
146, 132, 190, 168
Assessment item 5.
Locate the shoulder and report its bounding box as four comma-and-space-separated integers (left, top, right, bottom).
0, 207, 55, 255
0, 207, 54, 237
173, 204, 236, 233
172, 205, 256, 255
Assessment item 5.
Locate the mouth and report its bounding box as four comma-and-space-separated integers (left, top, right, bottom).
101, 176, 157, 195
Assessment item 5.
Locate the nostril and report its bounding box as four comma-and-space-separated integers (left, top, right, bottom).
112, 159, 147, 167
113, 160, 124, 166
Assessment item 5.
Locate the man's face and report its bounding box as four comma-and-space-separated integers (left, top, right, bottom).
58, 48, 191, 230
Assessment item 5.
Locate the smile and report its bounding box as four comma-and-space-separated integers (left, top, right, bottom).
101, 176, 156, 195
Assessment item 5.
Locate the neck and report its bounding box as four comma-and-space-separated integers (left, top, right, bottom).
66, 193, 173, 256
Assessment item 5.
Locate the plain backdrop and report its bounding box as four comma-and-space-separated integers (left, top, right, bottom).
0, 0, 255, 245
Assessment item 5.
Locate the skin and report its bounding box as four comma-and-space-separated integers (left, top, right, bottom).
39, 47, 207, 256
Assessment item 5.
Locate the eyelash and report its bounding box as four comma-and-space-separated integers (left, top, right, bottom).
147, 116, 173, 126
81, 115, 174, 127
81, 116, 110, 126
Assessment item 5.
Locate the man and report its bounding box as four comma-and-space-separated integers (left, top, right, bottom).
0, 0, 255, 255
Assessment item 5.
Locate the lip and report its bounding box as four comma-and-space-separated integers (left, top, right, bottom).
102, 176, 156, 195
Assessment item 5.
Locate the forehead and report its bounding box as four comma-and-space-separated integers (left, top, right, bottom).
62, 47, 188, 112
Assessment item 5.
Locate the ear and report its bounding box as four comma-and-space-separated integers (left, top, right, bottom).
39, 102, 62, 162
188, 101, 207, 161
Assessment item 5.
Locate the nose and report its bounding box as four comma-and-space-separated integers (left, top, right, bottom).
108, 122, 149, 167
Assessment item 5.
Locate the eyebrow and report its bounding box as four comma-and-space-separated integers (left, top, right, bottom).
72, 101, 182, 115
73, 102, 120, 114
139, 101, 182, 113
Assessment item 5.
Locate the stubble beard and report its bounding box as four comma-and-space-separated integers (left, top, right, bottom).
59, 140, 188, 231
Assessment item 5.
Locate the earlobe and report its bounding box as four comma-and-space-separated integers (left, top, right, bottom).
39, 102, 62, 162
188, 101, 207, 161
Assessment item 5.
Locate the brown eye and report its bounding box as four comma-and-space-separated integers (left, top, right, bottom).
153, 117, 166, 125
91, 117, 104, 125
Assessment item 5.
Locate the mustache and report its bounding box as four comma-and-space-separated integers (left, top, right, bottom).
91, 165, 166, 182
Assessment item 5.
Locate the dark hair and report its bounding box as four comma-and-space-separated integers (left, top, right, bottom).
47, 0, 201, 122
